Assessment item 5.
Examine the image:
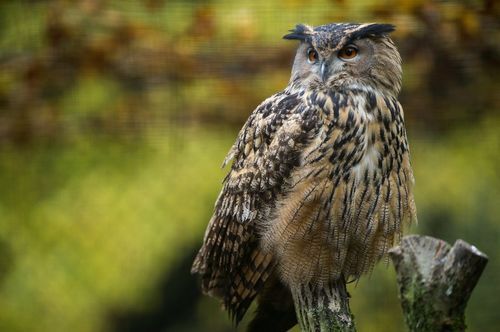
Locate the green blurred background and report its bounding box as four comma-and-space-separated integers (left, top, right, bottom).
0, 0, 498, 331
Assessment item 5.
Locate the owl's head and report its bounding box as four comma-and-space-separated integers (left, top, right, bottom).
284, 23, 402, 97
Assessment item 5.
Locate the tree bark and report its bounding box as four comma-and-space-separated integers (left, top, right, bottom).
291, 278, 356, 332
389, 235, 488, 331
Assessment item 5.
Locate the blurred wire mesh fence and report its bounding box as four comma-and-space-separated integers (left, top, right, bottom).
0, 1, 498, 331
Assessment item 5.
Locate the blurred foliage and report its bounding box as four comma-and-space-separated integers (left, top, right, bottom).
0, 0, 498, 331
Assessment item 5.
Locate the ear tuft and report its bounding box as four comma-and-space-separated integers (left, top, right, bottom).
283, 24, 313, 42
349, 24, 395, 40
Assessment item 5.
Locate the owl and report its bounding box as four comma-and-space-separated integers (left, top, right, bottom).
192, 23, 416, 331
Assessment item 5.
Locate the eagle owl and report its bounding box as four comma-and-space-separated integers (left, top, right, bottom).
192, 23, 416, 331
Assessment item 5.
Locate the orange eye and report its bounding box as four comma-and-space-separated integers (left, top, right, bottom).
307, 48, 318, 63
338, 46, 358, 60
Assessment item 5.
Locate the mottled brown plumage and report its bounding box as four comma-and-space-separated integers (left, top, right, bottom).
191, 22, 417, 329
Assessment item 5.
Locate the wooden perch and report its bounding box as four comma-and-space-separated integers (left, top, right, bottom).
291, 278, 356, 332
389, 235, 488, 331
291, 235, 487, 331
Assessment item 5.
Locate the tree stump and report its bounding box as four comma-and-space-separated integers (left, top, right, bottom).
292, 278, 356, 332
389, 235, 488, 331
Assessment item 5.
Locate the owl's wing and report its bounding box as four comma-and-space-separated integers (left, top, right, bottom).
191, 91, 319, 323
